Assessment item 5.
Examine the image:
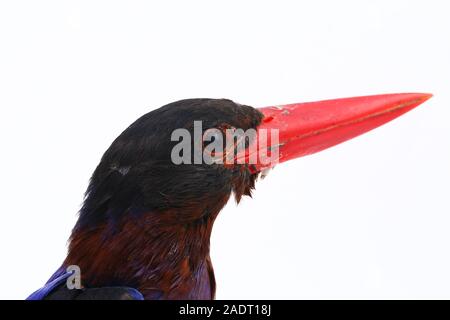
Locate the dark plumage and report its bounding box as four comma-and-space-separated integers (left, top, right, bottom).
63, 98, 263, 299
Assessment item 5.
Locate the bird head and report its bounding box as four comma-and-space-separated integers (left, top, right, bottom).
74, 98, 264, 231
65, 93, 431, 299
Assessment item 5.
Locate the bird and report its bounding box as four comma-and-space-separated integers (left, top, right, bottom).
27, 93, 432, 300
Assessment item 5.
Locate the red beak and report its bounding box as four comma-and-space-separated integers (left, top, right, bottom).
248, 93, 432, 172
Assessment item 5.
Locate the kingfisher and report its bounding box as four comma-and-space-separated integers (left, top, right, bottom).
27, 93, 431, 300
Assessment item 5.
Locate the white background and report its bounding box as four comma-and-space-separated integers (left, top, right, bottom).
0, 0, 449, 299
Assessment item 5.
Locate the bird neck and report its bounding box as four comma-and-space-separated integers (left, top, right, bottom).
64, 209, 218, 299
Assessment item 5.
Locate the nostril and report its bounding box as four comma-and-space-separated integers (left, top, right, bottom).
263, 116, 274, 123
